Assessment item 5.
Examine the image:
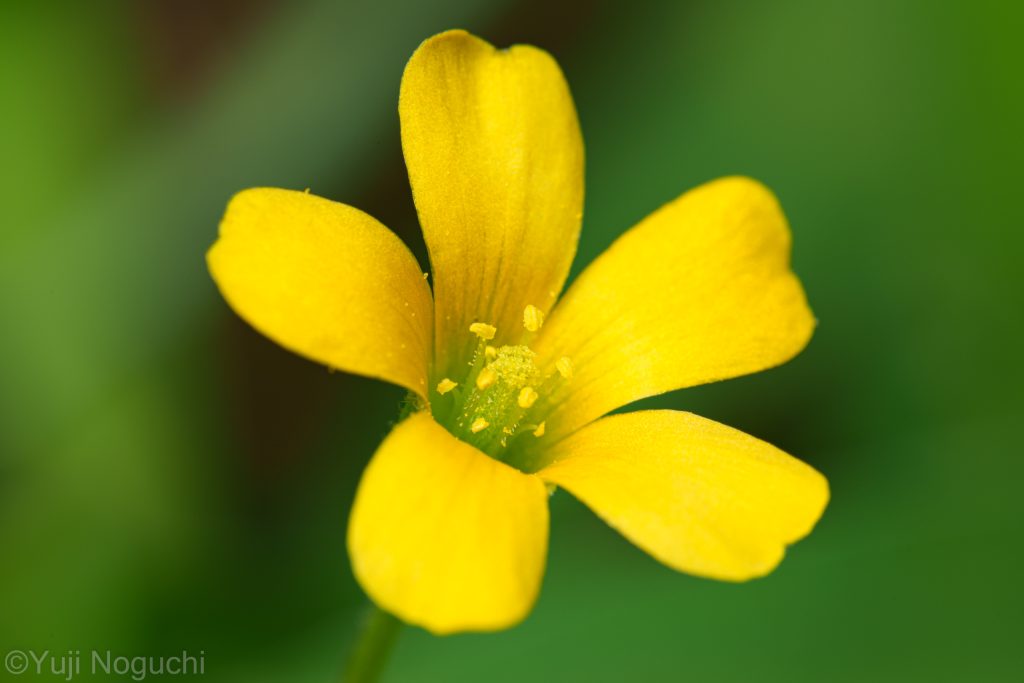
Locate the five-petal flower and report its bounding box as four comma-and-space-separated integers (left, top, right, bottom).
207, 29, 828, 635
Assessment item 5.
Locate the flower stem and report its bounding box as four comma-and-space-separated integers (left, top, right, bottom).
341, 605, 403, 683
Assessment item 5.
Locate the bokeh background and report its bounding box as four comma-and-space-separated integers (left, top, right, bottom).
2, 0, 1022, 681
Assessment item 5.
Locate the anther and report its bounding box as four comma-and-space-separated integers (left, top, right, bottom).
469, 322, 497, 340
436, 378, 457, 395
485, 345, 498, 361
518, 386, 539, 408
533, 421, 546, 437
471, 417, 489, 433
476, 367, 496, 390
556, 356, 574, 379
523, 304, 544, 332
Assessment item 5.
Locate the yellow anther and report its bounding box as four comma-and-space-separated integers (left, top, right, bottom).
533, 421, 546, 437
523, 304, 545, 332
469, 322, 496, 340
556, 356, 574, 379
470, 417, 489, 433
476, 367, 496, 390
518, 386, 539, 409
436, 378, 457, 395
485, 345, 498, 361
502, 426, 514, 435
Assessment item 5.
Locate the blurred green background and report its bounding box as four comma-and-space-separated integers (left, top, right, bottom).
2, 0, 1022, 681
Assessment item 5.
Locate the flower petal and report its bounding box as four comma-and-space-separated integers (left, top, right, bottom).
533, 177, 815, 441
537, 410, 829, 581
207, 188, 433, 397
399, 30, 584, 378
348, 412, 549, 634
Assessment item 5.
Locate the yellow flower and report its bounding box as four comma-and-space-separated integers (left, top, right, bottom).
207, 29, 828, 635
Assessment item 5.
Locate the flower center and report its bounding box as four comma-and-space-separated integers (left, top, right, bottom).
430, 305, 572, 463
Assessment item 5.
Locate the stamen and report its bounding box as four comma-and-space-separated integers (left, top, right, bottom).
469, 322, 497, 340
523, 304, 544, 332
518, 386, 539, 408
556, 356, 574, 379
476, 367, 496, 390
438, 338, 551, 461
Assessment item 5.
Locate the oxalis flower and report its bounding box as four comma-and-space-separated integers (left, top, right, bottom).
207, 29, 828, 635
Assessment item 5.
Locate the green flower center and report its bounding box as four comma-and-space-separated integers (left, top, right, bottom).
429, 306, 572, 463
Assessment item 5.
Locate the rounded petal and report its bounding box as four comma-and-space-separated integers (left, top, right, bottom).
400, 30, 584, 378
538, 410, 828, 581
348, 412, 549, 634
533, 177, 815, 441
207, 188, 433, 397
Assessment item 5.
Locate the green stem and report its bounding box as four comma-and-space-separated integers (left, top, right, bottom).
341, 605, 403, 683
